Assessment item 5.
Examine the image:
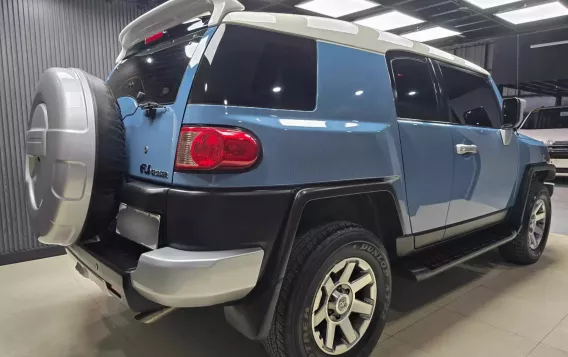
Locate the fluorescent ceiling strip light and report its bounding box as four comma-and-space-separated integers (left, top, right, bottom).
355, 10, 424, 31
496, 2, 568, 24
462, 0, 522, 9
402, 27, 460, 42
530, 39, 568, 49
295, 0, 379, 18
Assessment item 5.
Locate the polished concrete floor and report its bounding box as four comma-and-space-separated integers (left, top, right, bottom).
2, 181, 568, 357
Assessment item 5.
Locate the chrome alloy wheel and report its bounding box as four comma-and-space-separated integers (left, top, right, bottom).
528, 198, 547, 250
311, 258, 377, 355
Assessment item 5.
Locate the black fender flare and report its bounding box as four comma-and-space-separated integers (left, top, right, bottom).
224, 176, 403, 340
507, 163, 555, 230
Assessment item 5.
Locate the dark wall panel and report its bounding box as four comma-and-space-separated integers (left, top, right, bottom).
447, 42, 494, 72
493, 29, 568, 85
0, 0, 152, 256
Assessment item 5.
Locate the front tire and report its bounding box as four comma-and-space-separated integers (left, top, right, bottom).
499, 181, 551, 264
264, 222, 391, 357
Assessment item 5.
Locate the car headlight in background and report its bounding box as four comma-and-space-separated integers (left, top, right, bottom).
544, 139, 555, 146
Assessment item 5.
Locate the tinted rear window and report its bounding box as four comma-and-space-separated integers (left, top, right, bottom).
390, 57, 440, 122
107, 28, 207, 105
189, 25, 317, 111
522, 108, 568, 129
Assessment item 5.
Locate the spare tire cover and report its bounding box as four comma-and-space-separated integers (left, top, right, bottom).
25, 68, 125, 246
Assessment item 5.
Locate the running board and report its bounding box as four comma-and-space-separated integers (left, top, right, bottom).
398, 228, 518, 281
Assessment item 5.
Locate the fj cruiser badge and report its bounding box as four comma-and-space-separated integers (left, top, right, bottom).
140, 164, 168, 178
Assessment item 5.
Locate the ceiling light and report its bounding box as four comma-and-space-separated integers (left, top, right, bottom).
295, 0, 379, 18
462, 0, 522, 9
495, 2, 568, 24
402, 27, 460, 42
355, 11, 424, 31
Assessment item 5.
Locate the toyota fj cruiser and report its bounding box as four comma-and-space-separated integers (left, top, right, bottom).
24, 0, 555, 356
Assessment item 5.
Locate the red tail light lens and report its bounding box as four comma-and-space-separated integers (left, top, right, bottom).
175, 127, 259, 171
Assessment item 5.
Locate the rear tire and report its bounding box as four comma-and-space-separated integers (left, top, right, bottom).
264, 222, 391, 357
499, 181, 551, 264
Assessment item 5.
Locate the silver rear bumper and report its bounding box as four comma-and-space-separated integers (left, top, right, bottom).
131, 247, 264, 307
68, 245, 264, 308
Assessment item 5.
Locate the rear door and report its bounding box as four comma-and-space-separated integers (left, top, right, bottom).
107, 26, 211, 184
436, 61, 519, 228
387, 52, 454, 247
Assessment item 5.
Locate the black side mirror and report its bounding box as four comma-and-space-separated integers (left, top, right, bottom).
502, 98, 526, 129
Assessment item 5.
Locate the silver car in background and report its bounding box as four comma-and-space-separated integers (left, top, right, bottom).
519, 106, 568, 175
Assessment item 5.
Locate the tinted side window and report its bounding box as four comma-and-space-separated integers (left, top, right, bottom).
390, 57, 440, 122
190, 25, 317, 111
439, 64, 501, 128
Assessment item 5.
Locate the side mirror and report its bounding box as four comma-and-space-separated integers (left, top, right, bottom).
502, 97, 526, 129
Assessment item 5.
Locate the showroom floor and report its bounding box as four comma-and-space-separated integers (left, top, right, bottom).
2, 180, 568, 357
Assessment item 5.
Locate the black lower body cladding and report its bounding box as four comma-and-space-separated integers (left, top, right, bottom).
119, 180, 294, 269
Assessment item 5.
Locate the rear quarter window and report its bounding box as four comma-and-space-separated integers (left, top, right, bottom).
189, 25, 317, 111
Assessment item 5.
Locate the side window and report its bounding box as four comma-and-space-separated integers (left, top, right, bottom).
390, 57, 440, 122
189, 25, 317, 111
439, 64, 501, 128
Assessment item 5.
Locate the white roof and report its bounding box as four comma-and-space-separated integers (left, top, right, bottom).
223, 12, 488, 76
117, 0, 488, 76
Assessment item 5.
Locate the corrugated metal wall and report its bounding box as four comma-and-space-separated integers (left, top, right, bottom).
0, 0, 153, 256
446, 42, 496, 73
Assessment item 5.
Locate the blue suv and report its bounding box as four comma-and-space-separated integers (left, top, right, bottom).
24, 1, 555, 356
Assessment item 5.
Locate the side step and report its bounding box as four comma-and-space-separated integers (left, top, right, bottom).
397, 227, 518, 281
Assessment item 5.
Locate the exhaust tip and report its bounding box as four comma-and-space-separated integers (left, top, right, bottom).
134, 307, 177, 324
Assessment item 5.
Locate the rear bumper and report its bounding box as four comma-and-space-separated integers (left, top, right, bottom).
68, 243, 264, 309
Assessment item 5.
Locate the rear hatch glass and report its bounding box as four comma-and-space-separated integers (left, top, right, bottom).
108, 26, 207, 105
107, 25, 208, 184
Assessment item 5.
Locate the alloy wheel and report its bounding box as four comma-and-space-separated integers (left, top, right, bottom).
311, 257, 377, 355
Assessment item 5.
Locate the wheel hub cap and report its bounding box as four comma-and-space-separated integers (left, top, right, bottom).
311, 258, 377, 355
330, 290, 352, 316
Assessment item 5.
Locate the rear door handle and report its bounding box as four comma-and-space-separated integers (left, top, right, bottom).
456, 144, 478, 155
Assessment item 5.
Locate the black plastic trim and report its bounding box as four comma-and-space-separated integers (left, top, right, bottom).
120, 179, 168, 215
224, 176, 401, 341
545, 182, 554, 197
165, 187, 292, 261
508, 163, 555, 229
397, 209, 509, 256
414, 209, 508, 249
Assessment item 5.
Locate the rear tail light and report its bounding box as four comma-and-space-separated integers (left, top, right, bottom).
175, 127, 259, 171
